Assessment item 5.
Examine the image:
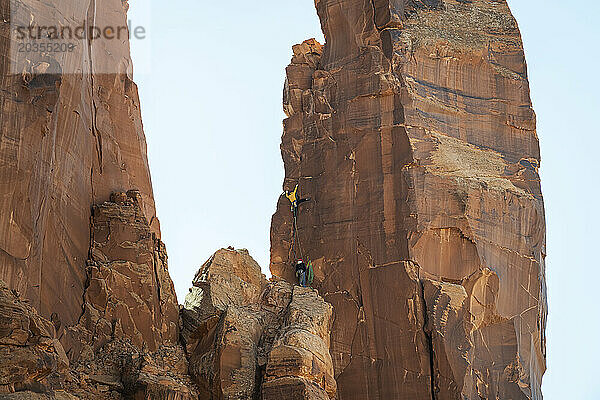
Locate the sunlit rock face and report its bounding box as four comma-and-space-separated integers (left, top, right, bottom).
181, 248, 336, 400
270, 1, 546, 399
0, 0, 187, 395
67, 191, 179, 358
0, 0, 158, 346
0, 192, 197, 399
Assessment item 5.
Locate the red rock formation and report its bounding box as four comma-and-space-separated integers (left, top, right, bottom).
0, 0, 158, 341
271, 1, 546, 399
1, 0, 192, 394
181, 248, 336, 400
1, 0, 342, 398
0, 0, 548, 398
0, 279, 69, 394
262, 286, 337, 400
66, 190, 179, 359
0, 194, 196, 399
64, 338, 198, 400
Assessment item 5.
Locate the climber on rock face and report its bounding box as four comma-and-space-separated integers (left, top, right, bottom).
285, 184, 310, 217
286, 184, 311, 286
295, 259, 307, 287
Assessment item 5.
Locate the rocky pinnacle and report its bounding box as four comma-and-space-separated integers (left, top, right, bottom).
270, 1, 547, 399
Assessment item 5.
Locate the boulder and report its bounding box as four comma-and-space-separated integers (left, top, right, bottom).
181, 249, 336, 399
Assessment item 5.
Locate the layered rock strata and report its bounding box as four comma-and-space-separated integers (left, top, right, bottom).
271, 1, 546, 399
181, 248, 336, 400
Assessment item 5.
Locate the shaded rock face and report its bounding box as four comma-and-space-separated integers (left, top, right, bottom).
271, 1, 546, 399
64, 339, 198, 400
0, 0, 158, 339
181, 248, 336, 400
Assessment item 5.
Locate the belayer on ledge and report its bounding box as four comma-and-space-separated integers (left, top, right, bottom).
294, 258, 314, 288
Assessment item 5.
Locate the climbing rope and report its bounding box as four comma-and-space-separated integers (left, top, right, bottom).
285, 185, 315, 286
292, 209, 305, 261
287, 199, 315, 287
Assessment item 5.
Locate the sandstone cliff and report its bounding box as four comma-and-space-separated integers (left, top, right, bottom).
0, 0, 196, 395
271, 1, 546, 399
0, 0, 547, 398
0, 193, 196, 399
0, 0, 195, 395
0, 0, 339, 397
181, 248, 336, 400
0, 0, 159, 350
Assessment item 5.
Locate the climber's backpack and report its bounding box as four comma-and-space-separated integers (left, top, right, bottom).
307, 260, 314, 285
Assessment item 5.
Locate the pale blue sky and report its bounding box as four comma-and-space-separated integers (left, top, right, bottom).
129, 1, 599, 398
